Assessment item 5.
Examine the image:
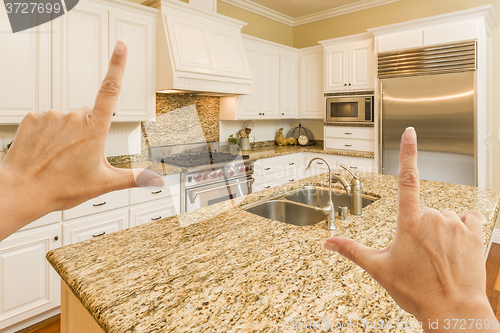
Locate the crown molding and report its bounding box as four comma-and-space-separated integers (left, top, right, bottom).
219, 0, 294, 26
219, 0, 403, 27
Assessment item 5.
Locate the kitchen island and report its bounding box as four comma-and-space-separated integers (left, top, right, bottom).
47, 171, 500, 332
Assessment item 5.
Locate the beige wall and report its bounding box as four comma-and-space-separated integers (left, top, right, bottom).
217, 1, 293, 46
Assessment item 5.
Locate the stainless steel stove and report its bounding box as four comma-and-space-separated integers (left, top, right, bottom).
150, 142, 256, 213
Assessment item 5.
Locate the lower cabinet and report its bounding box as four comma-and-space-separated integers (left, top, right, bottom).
129, 197, 179, 227
0, 225, 61, 330
62, 209, 129, 246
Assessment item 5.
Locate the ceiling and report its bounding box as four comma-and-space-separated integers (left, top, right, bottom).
248, 0, 367, 18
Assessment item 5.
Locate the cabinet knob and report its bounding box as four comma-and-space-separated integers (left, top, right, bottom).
282, 113, 284, 115
262, 113, 265, 115
54, 235, 59, 241
113, 112, 116, 116
344, 84, 347, 86
348, 83, 352, 86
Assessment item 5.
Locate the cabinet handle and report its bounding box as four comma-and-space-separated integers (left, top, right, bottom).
317, 162, 324, 165
289, 179, 295, 182
92, 231, 106, 237
350, 166, 358, 169
151, 190, 162, 194
344, 132, 352, 135
289, 162, 294, 165
54, 235, 59, 241
264, 167, 271, 171
264, 186, 271, 189
151, 215, 162, 221
345, 144, 352, 147
93, 202, 106, 207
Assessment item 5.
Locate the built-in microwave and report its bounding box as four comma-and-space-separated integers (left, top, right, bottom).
325, 94, 373, 123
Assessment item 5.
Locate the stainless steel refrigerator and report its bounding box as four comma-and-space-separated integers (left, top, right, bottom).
380, 71, 476, 186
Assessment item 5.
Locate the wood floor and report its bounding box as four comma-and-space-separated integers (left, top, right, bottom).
17, 243, 500, 332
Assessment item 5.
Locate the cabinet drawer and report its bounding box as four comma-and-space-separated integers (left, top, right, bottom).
325, 138, 374, 152
252, 178, 277, 192
62, 209, 129, 246
129, 197, 179, 227
129, 174, 181, 205
63, 189, 129, 221
325, 126, 374, 140
254, 154, 301, 176
335, 156, 376, 173
19, 211, 62, 232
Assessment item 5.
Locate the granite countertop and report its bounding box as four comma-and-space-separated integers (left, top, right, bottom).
244, 143, 374, 160
47, 171, 499, 333
108, 143, 373, 177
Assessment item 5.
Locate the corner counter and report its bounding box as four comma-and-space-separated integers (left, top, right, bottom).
47, 171, 499, 332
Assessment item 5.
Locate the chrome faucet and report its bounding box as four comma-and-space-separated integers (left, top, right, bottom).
306, 157, 336, 230
338, 164, 362, 216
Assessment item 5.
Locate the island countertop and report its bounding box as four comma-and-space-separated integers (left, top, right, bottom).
47, 172, 500, 332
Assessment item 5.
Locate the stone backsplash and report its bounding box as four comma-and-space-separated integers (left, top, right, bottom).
108, 93, 220, 165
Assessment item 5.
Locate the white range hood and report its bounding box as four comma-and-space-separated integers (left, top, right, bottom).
145, 0, 253, 95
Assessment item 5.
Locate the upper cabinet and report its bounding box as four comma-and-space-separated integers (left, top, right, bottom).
150, 0, 252, 95
299, 46, 324, 119
52, 0, 157, 122
320, 33, 374, 92
0, 10, 51, 124
220, 35, 299, 120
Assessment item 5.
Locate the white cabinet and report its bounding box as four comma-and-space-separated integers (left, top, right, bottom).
376, 29, 423, 53
219, 35, 299, 120
63, 189, 129, 221
52, 0, 157, 121
320, 33, 374, 92
0, 9, 51, 124
109, 10, 156, 121
299, 47, 324, 119
129, 198, 178, 227
0, 225, 61, 330
279, 51, 299, 119
252, 154, 304, 192
62, 209, 129, 246
324, 126, 374, 153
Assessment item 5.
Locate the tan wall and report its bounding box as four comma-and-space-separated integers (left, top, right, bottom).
217, 1, 293, 46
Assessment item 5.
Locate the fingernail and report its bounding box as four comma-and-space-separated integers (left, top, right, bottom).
114, 40, 126, 55
323, 239, 339, 252
403, 127, 416, 144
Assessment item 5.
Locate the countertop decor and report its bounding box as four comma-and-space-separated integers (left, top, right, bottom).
47, 169, 499, 332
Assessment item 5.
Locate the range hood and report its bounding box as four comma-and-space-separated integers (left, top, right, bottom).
144, 0, 253, 95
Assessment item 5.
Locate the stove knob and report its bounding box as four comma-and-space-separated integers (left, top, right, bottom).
238, 166, 246, 173
217, 170, 224, 177
245, 166, 250, 172
194, 174, 202, 182
202, 173, 209, 180
211, 171, 218, 179
228, 170, 235, 176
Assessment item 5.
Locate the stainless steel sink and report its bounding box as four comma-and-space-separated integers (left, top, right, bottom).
244, 200, 326, 226
284, 186, 377, 211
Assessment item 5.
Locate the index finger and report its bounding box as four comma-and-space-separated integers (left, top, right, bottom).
397, 127, 421, 221
90, 40, 128, 127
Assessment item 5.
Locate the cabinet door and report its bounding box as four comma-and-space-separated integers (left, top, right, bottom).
325, 45, 347, 92
260, 48, 280, 118
280, 52, 299, 119
109, 10, 155, 121
237, 45, 261, 119
0, 226, 61, 330
52, 2, 109, 113
349, 40, 374, 90
129, 197, 178, 227
212, 27, 251, 79
0, 9, 50, 124
62, 209, 129, 246
299, 51, 324, 119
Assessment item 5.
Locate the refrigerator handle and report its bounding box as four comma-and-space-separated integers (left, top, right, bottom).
379, 82, 383, 174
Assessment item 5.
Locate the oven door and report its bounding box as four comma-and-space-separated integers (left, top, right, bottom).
185, 177, 255, 212
326, 97, 366, 122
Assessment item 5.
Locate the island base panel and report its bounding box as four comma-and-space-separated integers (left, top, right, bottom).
61, 281, 104, 333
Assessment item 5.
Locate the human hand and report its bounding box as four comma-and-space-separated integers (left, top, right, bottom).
0, 40, 163, 240
323, 127, 496, 331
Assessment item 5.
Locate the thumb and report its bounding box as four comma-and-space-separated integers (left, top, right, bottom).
107, 168, 164, 191
324, 237, 380, 273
